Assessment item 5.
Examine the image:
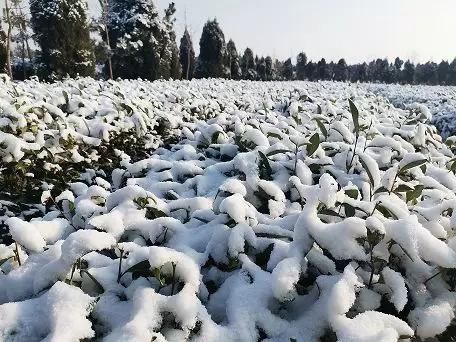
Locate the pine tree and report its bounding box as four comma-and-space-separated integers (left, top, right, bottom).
296, 52, 307, 80
241, 47, 256, 80
226, 39, 240, 79
334, 58, 348, 81
179, 28, 195, 80
107, 0, 179, 80
256, 56, 267, 81
194, 19, 227, 78
317, 58, 329, 80
402, 60, 415, 84
437, 60, 450, 85
448, 59, 456, 86
305, 61, 316, 81
158, 3, 181, 79
264, 56, 273, 81
30, 0, 95, 79
281, 58, 293, 80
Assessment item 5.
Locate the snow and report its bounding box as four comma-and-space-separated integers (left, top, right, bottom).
1, 78, 456, 341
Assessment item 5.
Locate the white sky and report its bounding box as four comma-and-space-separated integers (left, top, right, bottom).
8, 0, 456, 64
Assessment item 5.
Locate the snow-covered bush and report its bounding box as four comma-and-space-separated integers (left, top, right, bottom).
1, 78, 456, 341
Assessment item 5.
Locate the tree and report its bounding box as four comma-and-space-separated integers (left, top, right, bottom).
317, 58, 329, 80
107, 0, 179, 80
281, 58, 293, 80
0, 18, 8, 74
179, 28, 195, 80
3, 0, 13, 77
402, 60, 415, 84
161, 3, 181, 79
98, 0, 113, 79
334, 58, 348, 81
226, 39, 240, 80
296, 52, 307, 80
437, 60, 450, 85
241, 47, 256, 80
30, 0, 95, 79
394, 57, 403, 71
305, 61, 316, 81
256, 56, 267, 81
355, 63, 368, 82
194, 19, 226, 78
265, 56, 273, 81
415, 62, 438, 85
448, 59, 456, 86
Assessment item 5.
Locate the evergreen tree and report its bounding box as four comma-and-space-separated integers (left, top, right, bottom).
256, 56, 267, 81
226, 39, 241, 79
264, 56, 273, 81
317, 58, 329, 80
305, 61, 316, 81
163, 3, 181, 80
402, 60, 415, 84
30, 0, 95, 78
334, 58, 348, 81
296, 52, 307, 80
394, 57, 404, 71
415, 62, 438, 85
448, 59, 456, 86
179, 28, 195, 80
241, 47, 256, 80
194, 19, 227, 78
107, 0, 179, 80
437, 60, 450, 85
282, 58, 293, 80
273, 59, 283, 80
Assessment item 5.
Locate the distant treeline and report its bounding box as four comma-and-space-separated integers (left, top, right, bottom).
1, 0, 455, 85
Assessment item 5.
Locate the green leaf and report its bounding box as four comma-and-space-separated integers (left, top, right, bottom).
398, 159, 427, 175
394, 184, 413, 193
374, 186, 389, 195
267, 132, 282, 140
80, 269, 104, 294
62, 90, 69, 104
153, 267, 166, 287
313, 118, 328, 139
211, 131, 223, 144
344, 189, 359, 199
266, 149, 291, 157
406, 185, 425, 203
343, 203, 356, 217
258, 151, 273, 180
69, 201, 76, 214
146, 207, 168, 219
359, 155, 375, 188
306, 133, 320, 157
318, 208, 342, 217
120, 259, 150, 279
316, 104, 322, 114
451, 160, 456, 172
376, 204, 398, 220
0, 256, 14, 268
348, 98, 360, 137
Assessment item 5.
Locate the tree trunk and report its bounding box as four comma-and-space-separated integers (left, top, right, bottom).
5, 0, 13, 78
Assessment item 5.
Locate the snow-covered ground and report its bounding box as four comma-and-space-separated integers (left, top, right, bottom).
1, 78, 456, 341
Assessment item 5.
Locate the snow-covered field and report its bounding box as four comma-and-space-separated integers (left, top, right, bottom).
367, 83, 456, 139
1, 78, 456, 341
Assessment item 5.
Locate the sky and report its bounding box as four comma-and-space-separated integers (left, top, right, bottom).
66, 0, 456, 64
